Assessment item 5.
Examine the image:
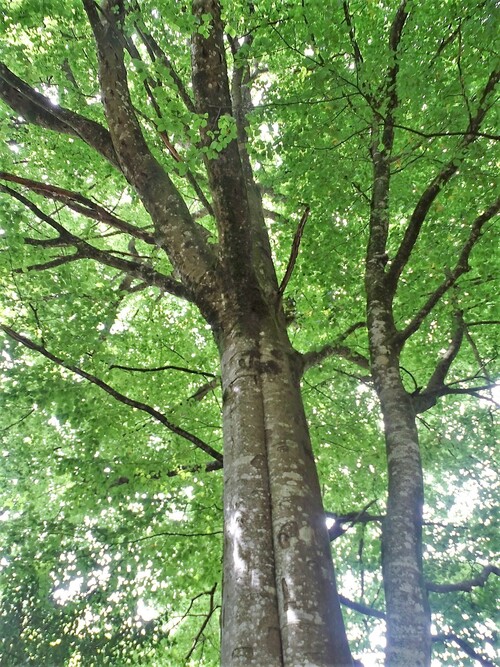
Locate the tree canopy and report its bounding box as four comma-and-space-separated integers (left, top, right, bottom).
0, 1, 498, 665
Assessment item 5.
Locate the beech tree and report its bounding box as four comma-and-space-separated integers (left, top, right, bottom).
0, 1, 498, 666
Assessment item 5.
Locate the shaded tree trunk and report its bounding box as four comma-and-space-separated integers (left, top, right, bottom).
217, 309, 353, 666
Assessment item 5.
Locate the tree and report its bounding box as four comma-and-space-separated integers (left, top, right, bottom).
0, 1, 498, 666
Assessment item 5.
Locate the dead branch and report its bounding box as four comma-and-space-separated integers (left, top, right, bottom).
277, 205, 310, 304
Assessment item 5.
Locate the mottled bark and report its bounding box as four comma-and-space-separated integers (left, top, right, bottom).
365, 295, 431, 667
218, 312, 352, 666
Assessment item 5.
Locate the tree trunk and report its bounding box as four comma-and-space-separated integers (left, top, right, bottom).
217, 311, 353, 667
367, 301, 431, 666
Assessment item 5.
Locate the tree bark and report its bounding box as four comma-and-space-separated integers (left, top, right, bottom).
366, 298, 431, 667
217, 311, 353, 666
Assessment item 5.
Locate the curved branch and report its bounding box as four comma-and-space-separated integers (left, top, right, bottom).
301, 322, 368, 373
110, 363, 217, 378
0, 62, 119, 168
0, 172, 156, 245
427, 565, 499, 593
387, 68, 499, 291
397, 196, 500, 342
338, 594, 386, 619
425, 310, 465, 391
1, 326, 223, 463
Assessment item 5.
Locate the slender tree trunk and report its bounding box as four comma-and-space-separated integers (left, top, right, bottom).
217, 311, 353, 666
366, 301, 431, 666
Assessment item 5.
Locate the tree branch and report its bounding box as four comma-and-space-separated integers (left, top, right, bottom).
339, 602, 496, 666
276, 206, 309, 304
301, 322, 369, 373
432, 633, 495, 667
0, 172, 156, 245
427, 565, 499, 593
110, 363, 217, 378
0, 62, 119, 168
1, 326, 223, 463
393, 124, 500, 141
426, 311, 465, 391
342, 1, 364, 70
0, 183, 191, 300
81, 0, 218, 303
185, 583, 219, 661
338, 594, 386, 620
397, 196, 500, 342
387, 68, 499, 290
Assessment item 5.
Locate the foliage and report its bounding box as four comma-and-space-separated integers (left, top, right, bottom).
0, 0, 498, 665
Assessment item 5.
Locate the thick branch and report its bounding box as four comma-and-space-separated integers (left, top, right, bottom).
425, 310, 465, 391
388, 68, 499, 290
0, 62, 119, 168
121, 33, 214, 216
398, 196, 500, 342
1, 326, 223, 463
82, 0, 218, 305
190, 0, 253, 274
339, 595, 386, 619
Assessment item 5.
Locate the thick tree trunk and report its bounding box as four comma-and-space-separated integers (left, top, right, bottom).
367, 301, 431, 666
217, 313, 353, 666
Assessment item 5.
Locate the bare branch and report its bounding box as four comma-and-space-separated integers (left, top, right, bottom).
393, 124, 500, 141
425, 310, 465, 391
427, 564, 499, 593
185, 583, 219, 661
1, 326, 223, 463
277, 206, 310, 304
342, 1, 364, 69
18, 253, 83, 273
1, 409, 35, 432
109, 458, 223, 488
110, 363, 217, 378
338, 594, 386, 620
